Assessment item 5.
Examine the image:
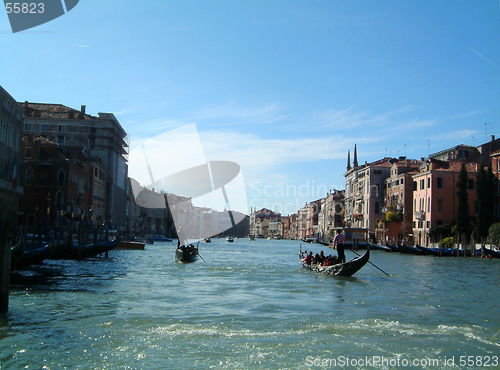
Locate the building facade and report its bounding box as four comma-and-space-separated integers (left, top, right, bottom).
21, 102, 128, 227
412, 160, 478, 246
0, 86, 23, 237
344, 145, 391, 239
378, 158, 422, 244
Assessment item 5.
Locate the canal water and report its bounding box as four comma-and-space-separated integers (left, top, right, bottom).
1, 239, 499, 369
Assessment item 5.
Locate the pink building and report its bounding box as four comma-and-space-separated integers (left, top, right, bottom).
412, 159, 478, 246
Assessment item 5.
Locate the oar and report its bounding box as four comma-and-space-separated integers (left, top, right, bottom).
350, 249, 390, 276
196, 240, 205, 262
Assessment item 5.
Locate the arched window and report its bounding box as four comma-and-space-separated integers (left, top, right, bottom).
57, 168, 65, 186
25, 167, 33, 185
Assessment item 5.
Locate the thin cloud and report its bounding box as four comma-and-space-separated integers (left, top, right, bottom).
189, 102, 289, 124
307, 106, 414, 131
440, 129, 477, 141
72, 44, 90, 48
468, 46, 498, 67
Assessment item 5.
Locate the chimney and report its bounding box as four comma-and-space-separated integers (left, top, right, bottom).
492, 135, 496, 142
79, 105, 86, 119
24, 101, 29, 114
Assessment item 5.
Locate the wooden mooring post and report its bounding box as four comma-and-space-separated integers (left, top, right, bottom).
0, 235, 11, 313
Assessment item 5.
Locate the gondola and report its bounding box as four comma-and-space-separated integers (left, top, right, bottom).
175, 245, 199, 263
11, 232, 55, 270
386, 244, 402, 253
302, 249, 370, 277
399, 244, 426, 255
481, 246, 500, 258
52, 239, 116, 260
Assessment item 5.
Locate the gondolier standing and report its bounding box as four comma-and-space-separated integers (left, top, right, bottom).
333, 229, 346, 263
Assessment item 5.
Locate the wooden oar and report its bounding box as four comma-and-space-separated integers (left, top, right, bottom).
350, 249, 390, 276
196, 240, 205, 262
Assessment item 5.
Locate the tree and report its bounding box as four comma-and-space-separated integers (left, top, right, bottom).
456, 163, 470, 239
475, 164, 495, 241
488, 222, 500, 246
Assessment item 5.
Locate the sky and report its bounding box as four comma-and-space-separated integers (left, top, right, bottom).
1, 1, 499, 215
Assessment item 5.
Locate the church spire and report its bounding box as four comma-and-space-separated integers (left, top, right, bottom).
353, 144, 358, 167
346, 150, 351, 170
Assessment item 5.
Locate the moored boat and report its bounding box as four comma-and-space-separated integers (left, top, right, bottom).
144, 234, 172, 243
302, 249, 370, 277
226, 236, 234, 242
52, 239, 116, 260
481, 246, 500, 258
116, 240, 146, 250
369, 243, 391, 252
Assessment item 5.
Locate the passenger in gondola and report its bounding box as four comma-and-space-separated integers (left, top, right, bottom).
301, 251, 313, 265
318, 251, 325, 263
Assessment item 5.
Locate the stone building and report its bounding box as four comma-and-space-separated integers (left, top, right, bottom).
21, 102, 128, 227
412, 159, 478, 247
0, 86, 23, 237
344, 144, 392, 239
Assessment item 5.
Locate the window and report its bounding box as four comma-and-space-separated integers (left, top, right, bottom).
41, 124, 49, 131
437, 199, 444, 213
57, 136, 65, 146
468, 179, 474, 190
25, 147, 32, 158
25, 167, 34, 185
412, 221, 416, 228
401, 179, 404, 185
437, 177, 443, 189
426, 221, 430, 228
427, 177, 431, 188
420, 179, 425, 190
413, 181, 417, 191
58, 125, 65, 132
24, 123, 32, 131
459, 150, 469, 158
428, 197, 430, 212
57, 168, 65, 186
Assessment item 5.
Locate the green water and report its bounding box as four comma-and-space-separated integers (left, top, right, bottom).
1, 239, 499, 369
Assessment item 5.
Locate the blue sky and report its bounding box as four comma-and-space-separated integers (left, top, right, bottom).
1, 1, 499, 215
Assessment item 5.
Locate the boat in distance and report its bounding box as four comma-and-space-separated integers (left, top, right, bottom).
144, 234, 173, 243
302, 249, 370, 277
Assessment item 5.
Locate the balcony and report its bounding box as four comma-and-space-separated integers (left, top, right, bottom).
414, 211, 426, 220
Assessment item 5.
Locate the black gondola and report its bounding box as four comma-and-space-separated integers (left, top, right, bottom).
175, 245, 199, 263
302, 249, 370, 277
481, 246, 500, 258
52, 239, 116, 260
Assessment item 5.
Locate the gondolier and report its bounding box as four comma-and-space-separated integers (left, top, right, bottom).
333, 229, 346, 263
